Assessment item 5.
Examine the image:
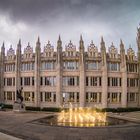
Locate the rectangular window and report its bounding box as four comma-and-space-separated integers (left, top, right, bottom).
32, 92, 34, 101
86, 61, 98, 70
24, 92, 30, 101
108, 62, 120, 71
32, 77, 34, 86
40, 92, 43, 102
24, 77, 30, 86
44, 77, 56, 86
7, 92, 12, 100
45, 92, 51, 102
21, 77, 23, 86
63, 76, 79, 86
99, 77, 102, 86
40, 77, 43, 85
7, 78, 12, 86
13, 77, 15, 86
86, 77, 89, 86
63, 61, 79, 70
127, 92, 137, 102
41, 61, 56, 70
53, 94, 56, 102
4, 78, 6, 86
99, 92, 101, 103
112, 93, 118, 102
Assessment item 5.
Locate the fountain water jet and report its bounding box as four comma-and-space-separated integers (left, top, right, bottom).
57, 105, 107, 127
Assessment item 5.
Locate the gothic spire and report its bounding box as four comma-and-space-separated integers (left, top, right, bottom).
17, 39, 21, 53
120, 39, 125, 53
2, 41, 5, 49
79, 34, 84, 52
57, 35, 62, 50
137, 25, 140, 50
101, 36, 104, 43
36, 36, 41, 52
18, 39, 21, 46
58, 34, 61, 41
100, 36, 106, 51
36, 36, 40, 44
80, 34, 83, 41
1, 41, 5, 54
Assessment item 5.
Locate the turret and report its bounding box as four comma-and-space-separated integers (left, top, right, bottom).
120, 39, 126, 68
100, 36, 106, 66
36, 36, 41, 53
57, 35, 62, 53
79, 35, 85, 64
17, 39, 21, 53
120, 39, 125, 52
137, 26, 140, 50
1, 42, 5, 56
0, 42, 5, 102
57, 35, 62, 63
137, 25, 140, 107
34, 37, 41, 107
79, 35, 84, 53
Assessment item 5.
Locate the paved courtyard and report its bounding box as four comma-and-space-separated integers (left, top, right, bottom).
0, 111, 140, 140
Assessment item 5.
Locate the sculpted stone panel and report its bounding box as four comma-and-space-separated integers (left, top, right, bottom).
127, 46, 136, 60
65, 41, 76, 57
87, 41, 98, 57
43, 41, 54, 57
24, 43, 33, 59
108, 43, 118, 59
7, 45, 15, 60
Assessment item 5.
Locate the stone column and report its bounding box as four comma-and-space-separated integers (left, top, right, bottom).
97, 93, 99, 103
34, 37, 41, 107
120, 40, 127, 107
100, 37, 107, 108
15, 40, 22, 101
137, 27, 140, 107
56, 35, 63, 107
79, 35, 85, 107
0, 42, 5, 103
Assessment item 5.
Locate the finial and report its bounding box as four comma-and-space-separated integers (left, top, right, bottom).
129, 44, 132, 48
91, 40, 93, 44
37, 36, 40, 43
48, 40, 50, 44
10, 44, 12, 48
2, 41, 5, 48
101, 36, 104, 43
111, 42, 114, 46
28, 42, 30, 46
120, 39, 123, 45
58, 34, 61, 41
70, 40, 72, 43
18, 39, 21, 45
80, 34, 83, 41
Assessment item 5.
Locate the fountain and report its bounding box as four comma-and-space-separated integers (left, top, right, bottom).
57, 107, 107, 127
35, 104, 129, 127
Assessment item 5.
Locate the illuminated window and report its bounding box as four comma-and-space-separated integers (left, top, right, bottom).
7, 92, 12, 100
24, 92, 30, 101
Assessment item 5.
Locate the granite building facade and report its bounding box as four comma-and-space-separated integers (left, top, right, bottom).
0, 27, 140, 108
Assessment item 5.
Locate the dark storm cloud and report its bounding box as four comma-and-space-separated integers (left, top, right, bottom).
0, 0, 139, 24
0, 0, 140, 51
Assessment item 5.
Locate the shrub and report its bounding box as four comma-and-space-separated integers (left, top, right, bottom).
26, 106, 41, 111
41, 107, 61, 112
101, 107, 140, 113
3, 104, 13, 109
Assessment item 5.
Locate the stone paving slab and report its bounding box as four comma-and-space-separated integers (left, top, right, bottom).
0, 111, 140, 140
0, 132, 22, 140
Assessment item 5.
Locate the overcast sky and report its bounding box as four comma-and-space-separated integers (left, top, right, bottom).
0, 0, 140, 53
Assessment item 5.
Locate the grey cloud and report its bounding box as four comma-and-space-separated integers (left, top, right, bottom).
0, 0, 140, 51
